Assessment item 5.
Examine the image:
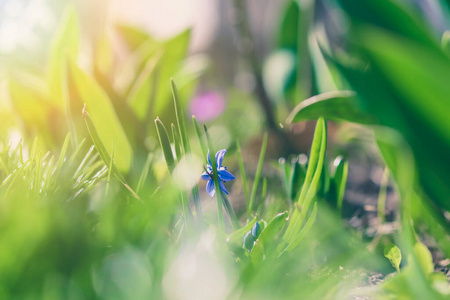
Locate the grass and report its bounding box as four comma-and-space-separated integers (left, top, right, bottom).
1, 0, 449, 299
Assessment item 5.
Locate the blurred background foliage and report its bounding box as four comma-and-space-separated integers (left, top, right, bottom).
0, 0, 449, 299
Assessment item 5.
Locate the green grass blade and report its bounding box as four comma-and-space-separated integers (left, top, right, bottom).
220, 190, 240, 230
69, 138, 86, 163
155, 117, 175, 174
171, 79, 190, 153
334, 157, 348, 212
172, 80, 202, 216
284, 118, 326, 241
74, 145, 95, 179
136, 152, 153, 195
104, 145, 115, 198
248, 132, 268, 218
171, 123, 182, 163
296, 120, 327, 231
236, 140, 250, 209
56, 133, 71, 171
83, 105, 141, 201
283, 202, 318, 253
70, 60, 133, 173
192, 116, 207, 163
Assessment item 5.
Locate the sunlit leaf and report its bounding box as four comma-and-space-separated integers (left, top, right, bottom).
414, 242, 434, 276
47, 9, 79, 108
286, 90, 375, 124
69, 61, 133, 173
384, 243, 402, 272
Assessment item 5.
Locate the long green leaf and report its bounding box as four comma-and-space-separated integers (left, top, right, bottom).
284, 118, 326, 242
283, 202, 318, 253
47, 8, 79, 108
286, 90, 375, 124
82, 106, 140, 201
70, 61, 133, 173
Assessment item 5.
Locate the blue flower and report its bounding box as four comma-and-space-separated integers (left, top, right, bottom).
201, 149, 235, 197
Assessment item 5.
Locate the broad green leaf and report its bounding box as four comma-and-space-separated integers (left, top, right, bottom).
337, 0, 437, 49
358, 27, 450, 147
286, 90, 375, 124
251, 241, 264, 265
94, 31, 114, 77
278, 0, 314, 100
278, 1, 299, 50
442, 30, 450, 56
69, 61, 133, 173
153, 30, 191, 116
413, 242, 434, 276
258, 211, 288, 249
128, 52, 161, 121
115, 24, 155, 51
47, 9, 79, 108
348, 26, 450, 212
8, 78, 57, 144
227, 218, 257, 247
384, 243, 402, 272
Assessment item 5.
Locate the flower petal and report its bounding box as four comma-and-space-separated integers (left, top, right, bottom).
206, 179, 215, 197
207, 150, 212, 166
218, 168, 235, 181
219, 180, 229, 194
201, 171, 210, 181
215, 149, 227, 168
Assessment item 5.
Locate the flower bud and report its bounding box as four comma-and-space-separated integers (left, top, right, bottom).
252, 221, 262, 239
243, 231, 255, 250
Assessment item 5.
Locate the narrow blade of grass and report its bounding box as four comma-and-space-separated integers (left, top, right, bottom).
136, 152, 153, 195
104, 144, 115, 198
171, 80, 202, 216
248, 132, 268, 218
171, 123, 183, 163
56, 133, 71, 171
83, 105, 141, 201
192, 116, 207, 163
171, 78, 190, 153
236, 140, 250, 209
334, 157, 348, 212
283, 201, 318, 253
155, 117, 175, 174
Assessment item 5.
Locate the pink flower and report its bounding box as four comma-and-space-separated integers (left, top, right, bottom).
190, 92, 226, 121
